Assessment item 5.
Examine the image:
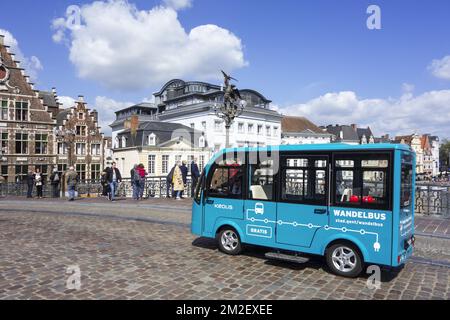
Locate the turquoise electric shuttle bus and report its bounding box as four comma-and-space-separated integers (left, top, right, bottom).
191, 143, 416, 277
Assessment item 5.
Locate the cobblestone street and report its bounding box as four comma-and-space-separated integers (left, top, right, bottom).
0, 198, 449, 300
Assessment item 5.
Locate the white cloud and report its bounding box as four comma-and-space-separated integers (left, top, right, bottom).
163, 0, 192, 10
279, 90, 450, 139
51, 0, 247, 90
0, 29, 43, 81
94, 96, 134, 134
428, 55, 450, 80
58, 96, 76, 109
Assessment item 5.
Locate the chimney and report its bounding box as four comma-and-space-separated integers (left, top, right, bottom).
351, 124, 357, 132
0, 35, 4, 46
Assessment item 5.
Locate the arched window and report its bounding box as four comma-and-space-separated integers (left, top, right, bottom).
114, 137, 119, 149
121, 136, 127, 148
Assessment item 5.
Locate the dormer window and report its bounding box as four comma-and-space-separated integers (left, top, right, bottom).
121, 136, 127, 148
148, 133, 156, 146
199, 136, 206, 148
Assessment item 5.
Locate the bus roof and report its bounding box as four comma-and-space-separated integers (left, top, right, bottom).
220, 143, 413, 155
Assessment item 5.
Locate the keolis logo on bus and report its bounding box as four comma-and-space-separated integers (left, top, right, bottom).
333, 209, 387, 221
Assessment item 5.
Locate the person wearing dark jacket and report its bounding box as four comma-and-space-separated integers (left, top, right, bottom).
180, 161, 188, 199
26, 171, 35, 198
106, 162, 122, 201
49, 168, 61, 198
190, 158, 200, 198
166, 165, 175, 198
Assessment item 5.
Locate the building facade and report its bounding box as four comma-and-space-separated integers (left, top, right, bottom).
281, 116, 334, 145
55, 96, 106, 181
0, 35, 57, 183
394, 134, 424, 174
323, 124, 375, 145
113, 122, 211, 178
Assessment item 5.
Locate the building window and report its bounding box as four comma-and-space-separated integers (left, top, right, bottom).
148, 133, 156, 146
273, 127, 279, 136
162, 155, 169, 174
257, 125, 263, 135
114, 137, 119, 149
58, 164, 67, 176
76, 143, 86, 155
1, 132, 8, 154
15, 165, 28, 183
214, 144, 221, 153
148, 155, 156, 175
91, 164, 101, 182
78, 113, 84, 120
15, 133, 28, 154
76, 164, 86, 181
15, 101, 28, 121
121, 136, 127, 148
190, 123, 195, 129
35, 134, 48, 155
91, 144, 101, 156
248, 123, 254, 134
1, 165, 8, 181
238, 123, 244, 133
199, 136, 206, 148
201, 121, 207, 131
175, 155, 182, 163
76, 126, 86, 136
266, 126, 271, 136
214, 120, 222, 132
1, 100, 8, 120
58, 142, 67, 155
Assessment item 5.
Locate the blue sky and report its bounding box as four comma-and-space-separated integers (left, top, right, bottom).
1, 0, 449, 137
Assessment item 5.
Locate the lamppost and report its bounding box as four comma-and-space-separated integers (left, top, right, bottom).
214, 71, 247, 149
55, 128, 76, 167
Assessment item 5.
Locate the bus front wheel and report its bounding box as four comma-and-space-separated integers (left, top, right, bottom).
217, 228, 242, 256
326, 242, 363, 278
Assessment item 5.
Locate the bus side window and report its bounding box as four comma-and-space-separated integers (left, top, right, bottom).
334, 156, 389, 208
208, 165, 244, 198
249, 159, 275, 201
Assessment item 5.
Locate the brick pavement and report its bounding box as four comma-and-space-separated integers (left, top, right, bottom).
0, 200, 449, 300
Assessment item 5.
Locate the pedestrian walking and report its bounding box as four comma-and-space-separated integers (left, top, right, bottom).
106, 162, 122, 201
190, 158, 200, 197
180, 161, 188, 199
131, 164, 139, 200
66, 166, 79, 201
137, 164, 147, 200
173, 161, 184, 200
166, 166, 175, 198
100, 169, 109, 197
26, 171, 35, 198
50, 168, 61, 198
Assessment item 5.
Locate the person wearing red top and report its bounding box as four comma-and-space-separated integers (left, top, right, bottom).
137, 164, 147, 200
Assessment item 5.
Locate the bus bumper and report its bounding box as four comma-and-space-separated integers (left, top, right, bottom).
394, 235, 415, 267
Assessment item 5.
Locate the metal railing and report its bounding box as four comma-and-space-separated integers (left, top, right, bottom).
415, 183, 450, 218
0, 177, 196, 199
1, 179, 449, 218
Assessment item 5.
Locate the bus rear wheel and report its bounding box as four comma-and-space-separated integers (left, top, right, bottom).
326, 242, 363, 278
217, 228, 242, 255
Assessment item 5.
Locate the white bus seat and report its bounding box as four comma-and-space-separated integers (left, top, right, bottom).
250, 185, 273, 200
341, 188, 353, 202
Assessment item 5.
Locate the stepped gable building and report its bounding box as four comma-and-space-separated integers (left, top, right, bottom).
55, 96, 105, 181
0, 34, 56, 183
281, 116, 333, 145
113, 121, 209, 178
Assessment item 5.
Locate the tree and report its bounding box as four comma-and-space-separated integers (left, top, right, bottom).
439, 139, 450, 172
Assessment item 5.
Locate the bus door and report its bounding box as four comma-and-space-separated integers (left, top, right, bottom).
276, 155, 330, 248
244, 155, 277, 246
202, 153, 245, 237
